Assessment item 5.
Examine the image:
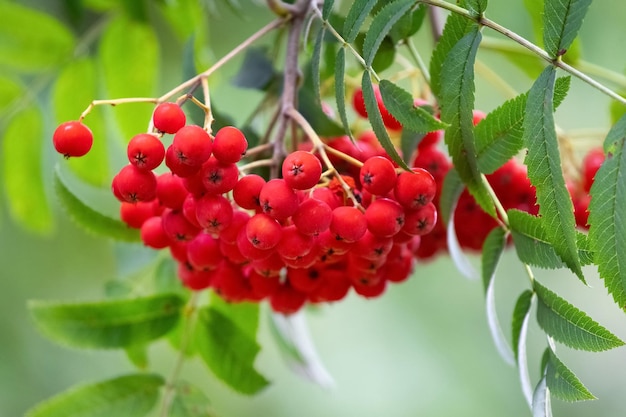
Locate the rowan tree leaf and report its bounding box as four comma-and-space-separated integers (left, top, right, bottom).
588, 113, 626, 308
379, 80, 447, 134
28, 293, 184, 350
53, 58, 109, 186
523, 65, 583, 281
514, 290, 535, 407
2, 106, 53, 234
361, 72, 409, 170
100, 15, 159, 142
334, 47, 354, 143
343, 0, 378, 43
512, 290, 534, 361
208, 293, 260, 339
311, 27, 325, 103
25, 373, 164, 417
545, 348, 596, 402
482, 227, 514, 365
429, 3, 475, 98
534, 280, 624, 351
53, 166, 141, 242
439, 28, 495, 217
362, 0, 415, 67
195, 307, 269, 395
0, 2, 75, 72
439, 168, 463, 226
532, 375, 554, 417
322, 0, 335, 19
169, 381, 214, 417
543, 0, 592, 58
465, 0, 488, 16
388, 4, 426, 43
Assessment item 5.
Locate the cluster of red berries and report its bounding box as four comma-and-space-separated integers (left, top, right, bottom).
53, 101, 443, 314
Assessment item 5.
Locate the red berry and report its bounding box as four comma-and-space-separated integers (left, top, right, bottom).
156, 173, 188, 209
270, 282, 307, 314
140, 216, 170, 249
287, 267, 324, 293
402, 202, 438, 236
259, 179, 299, 221
282, 151, 323, 190
171, 125, 213, 167
113, 164, 157, 203
200, 156, 239, 195
360, 156, 397, 196
177, 261, 214, 291
153, 102, 186, 134
582, 147, 605, 193
276, 225, 314, 259
246, 213, 282, 250
364, 198, 405, 237
352, 88, 368, 118
165, 145, 202, 177
120, 201, 157, 229
292, 197, 333, 236
162, 209, 200, 242
53, 121, 93, 157
212, 126, 248, 163
394, 168, 437, 210
127, 133, 165, 171
194, 194, 233, 234
330, 206, 367, 242
233, 174, 266, 210
187, 232, 222, 270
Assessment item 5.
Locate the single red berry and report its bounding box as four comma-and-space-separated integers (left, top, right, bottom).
156, 173, 188, 209
194, 194, 233, 234
292, 197, 332, 236
276, 225, 314, 259
171, 125, 213, 167
249, 270, 281, 299
165, 145, 201, 178
120, 200, 157, 229
233, 174, 266, 210
187, 232, 223, 270
402, 202, 438, 236
127, 133, 165, 171
352, 87, 368, 118
177, 261, 214, 291
153, 102, 186, 134
200, 156, 239, 195
53, 121, 93, 157
259, 179, 299, 221
354, 231, 393, 260
394, 168, 437, 210
287, 267, 323, 293
212, 126, 248, 164
182, 194, 202, 228
352, 274, 387, 298
219, 209, 251, 244
582, 147, 605, 193
220, 240, 248, 265
364, 198, 405, 237
250, 253, 285, 278
360, 156, 397, 196
270, 282, 307, 315
282, 150, 323, 190
236, 227, 274, 261
473, 109, 486, 126
140, 216, 170, 249
212, 261, 252, 302
330, 206, 367, 242
113, 164, 157, 203
162, 209, 200, 242
246, 213, 283, 250
308, 269, 352, 303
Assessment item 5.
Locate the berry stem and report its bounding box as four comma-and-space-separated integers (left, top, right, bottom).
322, 143, 364, 168
239, 158, 276, 173
79, 97, 158, 122
158, 291, 200, 417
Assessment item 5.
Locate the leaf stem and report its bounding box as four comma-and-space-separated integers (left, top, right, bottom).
405, 38, 431, 84
159, 291, 200, 417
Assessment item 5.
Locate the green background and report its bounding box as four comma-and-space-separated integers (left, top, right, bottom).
2, 0, 626, 416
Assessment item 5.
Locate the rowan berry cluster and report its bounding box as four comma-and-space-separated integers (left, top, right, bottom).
53, 100, 442, 314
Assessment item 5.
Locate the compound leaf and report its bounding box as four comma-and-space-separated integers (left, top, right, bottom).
29, 293, 184, 349
361, 72, 409, 170
100, 15, 159, 142
25, 373, 164, 417
543, 0, 592, 58
534, 280, 624, 351
523, 66, 583, 281
545, 348, 596, 402
0, 2, 74, 72
54, 166, 141, 242
440, 28, 495, 217
379, 80, 447, 134
195, 307, 269, 395
588, 114, 626, 308
2, 106, 53, 234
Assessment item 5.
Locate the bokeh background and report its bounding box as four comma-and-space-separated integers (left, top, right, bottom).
2, 0, 626, 416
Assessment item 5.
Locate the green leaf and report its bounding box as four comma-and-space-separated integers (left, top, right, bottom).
545, 348, 596, 401
483, 227, 514, 365
208, 292, 260, 339
25, 373, 163, 417
322, 0, 335, 19
509, 209, 567, 269
195, 307, 269, 395
534, 280, 624, 351
543, 0, 592, 58
512, 290, 533, 361
100, 15, 159, 141
429, 6, 475, 98
439, 168, 463, 226
0, 2, 74, 72
29, 293, 184, 349
361, 72, 409, 170
232, 47, 275, 90
2, 107, 53, 234
465, 0, 488, 16
0, 76, 22, 115
125, 344, 149, 370
298, 87, 344, 137
389, 4, 426, 43
343, 0, 378, 43
334, 48, 354, 143
362, 0, 415, 67
439, 29, 495, 217
523, 65, 583, 281
588, 114, 626, 308
311, 27, 325, 104
379, 79, 447, 134
368, 36, 396, 73
476, 76, 570, 174
53, 58, 109, 186
170, 381, 214, 417
53, 166, 141, 242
